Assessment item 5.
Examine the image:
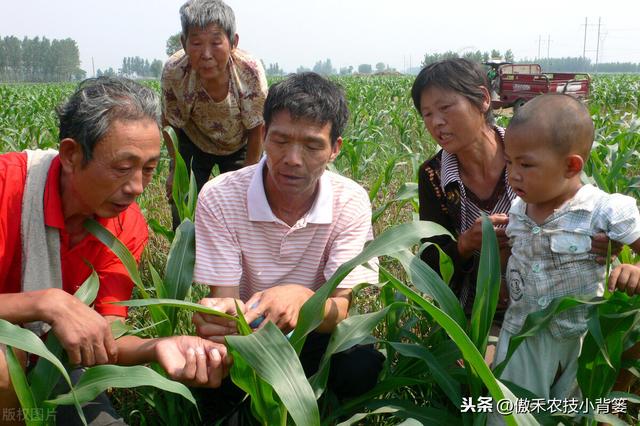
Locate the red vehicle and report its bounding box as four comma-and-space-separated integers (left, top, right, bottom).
485, 62, 590, 110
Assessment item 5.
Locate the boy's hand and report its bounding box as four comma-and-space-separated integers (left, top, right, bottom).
609, 264, 640, 295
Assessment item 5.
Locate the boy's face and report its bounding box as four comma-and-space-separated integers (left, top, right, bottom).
504, 125, 574, 210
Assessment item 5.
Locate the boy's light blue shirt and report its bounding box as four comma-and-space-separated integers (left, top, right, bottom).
503, 184, 640, 338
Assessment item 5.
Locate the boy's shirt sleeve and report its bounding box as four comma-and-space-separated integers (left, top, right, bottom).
601, 193, 640, 245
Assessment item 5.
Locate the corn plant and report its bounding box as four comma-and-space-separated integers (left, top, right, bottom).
0, 272, 197, 426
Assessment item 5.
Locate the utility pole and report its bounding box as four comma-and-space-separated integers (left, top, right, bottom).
582, 17, 588, 59
547, 34, 551, 61
91, 57, 95, 77
537, 35, 542, 60
595, 17, 601, 73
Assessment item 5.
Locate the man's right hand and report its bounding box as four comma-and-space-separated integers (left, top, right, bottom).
44, 289, 117, 366
193, 297, 245, 343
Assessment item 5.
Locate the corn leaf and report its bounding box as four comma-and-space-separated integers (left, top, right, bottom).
163, 219, 196, 330
83, 219, 146, 297
469, 216, 501, 362
85, 219, 171, 335
309, 305, 398, 398
6, 346, 42, 426
341, 398, 460, 425
29, 270, 100, 404
113, 298, 236, 321
0, 319, 85, 423
228, 345, 284, 425
45, 365, 196, 407
290, 221, 452, 354
227, 321, 320, 426
387, 342, 461, 407
379, 266, 531, 426
493, 295, 605, 378
394, 250, 466, 328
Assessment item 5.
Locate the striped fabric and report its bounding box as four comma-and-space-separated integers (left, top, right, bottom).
193, 158, 378, 301
440, 127, 515, 234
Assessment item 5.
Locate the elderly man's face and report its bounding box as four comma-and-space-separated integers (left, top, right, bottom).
263, 110, 341, 204
64, 119, 161, 218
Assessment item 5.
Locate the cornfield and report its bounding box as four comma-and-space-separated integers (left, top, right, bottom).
1, 74, 640, 425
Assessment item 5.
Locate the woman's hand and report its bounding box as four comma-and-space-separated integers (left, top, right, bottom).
591, 233, 622, 265
457, 214, 509, 259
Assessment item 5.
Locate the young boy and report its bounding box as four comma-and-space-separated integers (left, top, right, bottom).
494, 93, 640, 400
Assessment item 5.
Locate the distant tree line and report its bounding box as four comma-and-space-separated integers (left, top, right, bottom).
96, 56, 163, 79
290, 60, 398, 76
526, 57, 639, 73
421, 49, 639, 73
0, 35, 85, 82
422, 49, 514, 66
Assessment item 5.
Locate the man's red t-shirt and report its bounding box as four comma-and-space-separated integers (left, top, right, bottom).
0, 152, 148, 317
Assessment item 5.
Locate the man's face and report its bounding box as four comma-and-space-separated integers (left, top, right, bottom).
184, 24, 235, 83
64, 119, 161, 218
263, 110, 341, 204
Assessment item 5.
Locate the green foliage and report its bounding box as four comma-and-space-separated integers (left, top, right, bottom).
3, 74, 640, 425
0, 35, 85, 82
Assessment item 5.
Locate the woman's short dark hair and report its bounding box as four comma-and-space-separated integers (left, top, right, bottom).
263, 72, 348, 146
411, 58, 494, 125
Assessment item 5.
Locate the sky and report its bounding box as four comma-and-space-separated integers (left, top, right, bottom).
2, 0, 639, 75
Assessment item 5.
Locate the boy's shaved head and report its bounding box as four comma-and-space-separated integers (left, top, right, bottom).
507, 94, 594, 160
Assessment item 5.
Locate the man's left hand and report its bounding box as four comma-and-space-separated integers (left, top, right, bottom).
154, 336, 230, 388
244, 285, 314, 333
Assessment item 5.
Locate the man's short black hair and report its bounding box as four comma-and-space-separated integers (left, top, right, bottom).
263, 72, 349, 145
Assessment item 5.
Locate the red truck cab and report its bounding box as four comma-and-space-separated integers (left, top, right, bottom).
485, 62, 590, 110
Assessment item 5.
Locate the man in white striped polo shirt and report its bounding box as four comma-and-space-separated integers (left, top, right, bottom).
191, 73, 383, 418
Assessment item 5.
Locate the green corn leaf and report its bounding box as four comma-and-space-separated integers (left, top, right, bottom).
45, 365, 196, 407
227, 321, 320, 426
228, 345, 284, 425
85, 219, 172, 336
342, 399, 460, 425
387, 342, 461, 407
379, 267, 535, 426
30, 270, 100, 404
394, 250, 467, 328
146, 218, 174, 243
167, 127, 191, 222
164, 219, 195, 302
109, 320, 131, 339
309, 305, 399, 398
493, 295, 605, 378
0, 319, 85, 424
83, 218, 147, 297
148, 262, 167, 300
290, 221, 452, 354
113, 298, 237, 321
470, 216, 501, 359
6, 346, 42, 426
333, 376, 432, 420
185, 169, 198, 221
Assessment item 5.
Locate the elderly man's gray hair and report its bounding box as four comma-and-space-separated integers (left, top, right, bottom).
56, 76, 160, 163
179, 0, 236, 43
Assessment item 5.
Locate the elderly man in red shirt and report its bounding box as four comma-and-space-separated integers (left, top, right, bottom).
0, 77, 228, 424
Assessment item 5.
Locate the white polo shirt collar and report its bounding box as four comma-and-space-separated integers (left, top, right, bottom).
247, 157, 333, 224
